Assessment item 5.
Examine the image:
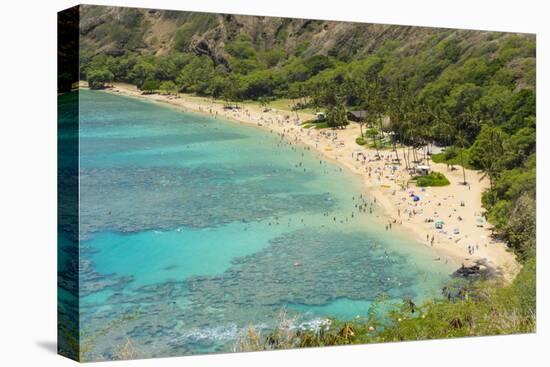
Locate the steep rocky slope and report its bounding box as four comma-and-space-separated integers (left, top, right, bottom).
79, 4, 533, 69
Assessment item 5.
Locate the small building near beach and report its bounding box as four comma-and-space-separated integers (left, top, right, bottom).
415, 165, 431, 176
347, 110, 367, 122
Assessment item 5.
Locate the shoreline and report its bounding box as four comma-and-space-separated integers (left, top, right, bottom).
93, 82, 520, 282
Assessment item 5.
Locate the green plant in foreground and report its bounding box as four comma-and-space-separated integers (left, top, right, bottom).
79, 310, 142, 361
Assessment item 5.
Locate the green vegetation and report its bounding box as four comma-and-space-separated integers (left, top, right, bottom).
140, 79, 160, 94
267, 98, 315, 114
80, 310, 142, 361
369, 138, 393, 150
301, 119, 329, 130
416, 172, 450, 187
159, 80, 178, 95
80, 11, 536, 344
86, 68, 113, 89
431, 147, 473, 169
174, 13, 218, 51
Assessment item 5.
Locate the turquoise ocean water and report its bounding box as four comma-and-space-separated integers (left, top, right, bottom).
69, 90, 455, 359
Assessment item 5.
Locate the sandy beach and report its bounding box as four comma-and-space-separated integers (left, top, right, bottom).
98, 82, 520, 282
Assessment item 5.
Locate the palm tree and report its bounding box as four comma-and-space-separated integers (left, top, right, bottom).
477, 125, 506, 192
455, 130, 468, 185
392, 129, 400, 162
401, 123, 410, 171
359, 78, 384, 156
358, 115, 366, 138
259, 96, 270, 111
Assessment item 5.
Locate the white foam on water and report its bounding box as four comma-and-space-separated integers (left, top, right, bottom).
169, 324, 240, 344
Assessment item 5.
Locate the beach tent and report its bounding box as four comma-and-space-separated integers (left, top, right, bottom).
316, 112, 326, 121
435, 220, 444, 229
413, 195, 420, 202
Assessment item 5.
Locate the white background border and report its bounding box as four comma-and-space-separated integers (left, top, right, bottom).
0, 0, 546, 366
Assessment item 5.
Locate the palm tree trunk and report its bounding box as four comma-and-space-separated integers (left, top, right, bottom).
402, 144, 409, 171
460, 151, 467, 185
425, 141, 429, 163
427, 142, 431, 167
407, 149, 412, 174
393, 142, 399, 162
